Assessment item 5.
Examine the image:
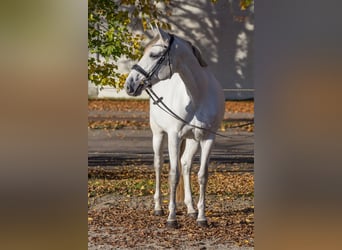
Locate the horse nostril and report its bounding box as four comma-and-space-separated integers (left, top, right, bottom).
125, 81, 133, 93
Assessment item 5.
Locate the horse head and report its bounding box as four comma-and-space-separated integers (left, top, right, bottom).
125, 27, 174, 96
124, 27, 208, 96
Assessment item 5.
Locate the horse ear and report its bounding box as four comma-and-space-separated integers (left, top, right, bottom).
149, 23, 155, 33
156, 26, 170, 44
191, 44, 208, 67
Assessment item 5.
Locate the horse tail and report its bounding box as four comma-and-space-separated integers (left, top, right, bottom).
176, 139, 186, 204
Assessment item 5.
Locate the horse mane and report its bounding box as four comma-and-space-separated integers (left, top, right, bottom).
144, 33, 208, 67
179, 35, 208, 67
186, 41, 208, 67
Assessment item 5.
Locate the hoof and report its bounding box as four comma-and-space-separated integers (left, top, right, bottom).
188, 212, 198, 219
197, 220, 209, 227
166, 220, 179, 229
154, 210, 164, 216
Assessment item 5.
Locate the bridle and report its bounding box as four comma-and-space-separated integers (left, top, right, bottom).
131, 34, 174, 88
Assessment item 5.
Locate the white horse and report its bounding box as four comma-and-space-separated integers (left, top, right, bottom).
124, 27, 224, 228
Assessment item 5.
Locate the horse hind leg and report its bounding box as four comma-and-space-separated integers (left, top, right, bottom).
197, 138, 214, 227
180, 139, 199, 217
152, 131, 165, 216
176, 139, 186, 205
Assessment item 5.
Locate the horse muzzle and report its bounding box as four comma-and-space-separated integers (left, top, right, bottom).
124, 79, 144, 96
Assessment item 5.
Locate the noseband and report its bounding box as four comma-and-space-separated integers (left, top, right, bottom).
131, 34, 174, 87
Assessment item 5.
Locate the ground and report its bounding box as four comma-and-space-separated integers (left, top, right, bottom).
88, 99, 254, 132
88, 99, 254, 113
88, 99, 254, 249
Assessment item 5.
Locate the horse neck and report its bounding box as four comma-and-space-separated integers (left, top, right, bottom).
175, 54, 209, 107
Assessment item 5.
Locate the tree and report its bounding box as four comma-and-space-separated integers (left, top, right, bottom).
88, 0, 171, 89
238, 0, 253, 10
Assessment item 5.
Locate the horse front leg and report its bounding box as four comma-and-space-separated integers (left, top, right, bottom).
197, 138, 214, 227
152, 131, 165, 216
166, 134, 180, 228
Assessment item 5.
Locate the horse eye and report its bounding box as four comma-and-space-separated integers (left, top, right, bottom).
149, 53, 160, 59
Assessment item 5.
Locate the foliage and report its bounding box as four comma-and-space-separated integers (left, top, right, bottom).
88, 0, 171, 89
239, 0, 254, 10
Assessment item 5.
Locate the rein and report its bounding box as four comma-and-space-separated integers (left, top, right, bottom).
145, 88, 253, 138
